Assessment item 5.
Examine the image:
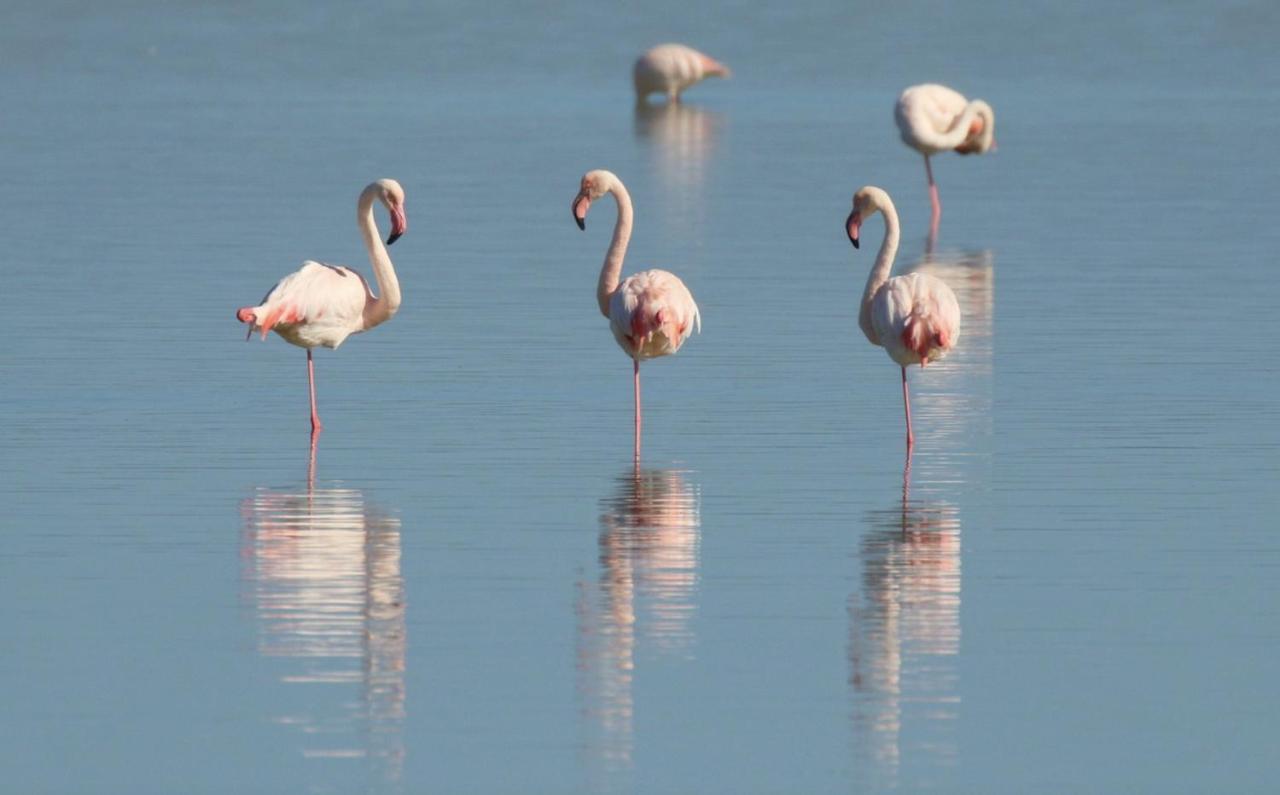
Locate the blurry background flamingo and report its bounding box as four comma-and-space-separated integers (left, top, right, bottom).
894, 84, 996, 240
633, 44, 731, 104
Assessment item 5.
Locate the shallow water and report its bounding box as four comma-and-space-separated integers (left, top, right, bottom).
2, 1, 1279, 792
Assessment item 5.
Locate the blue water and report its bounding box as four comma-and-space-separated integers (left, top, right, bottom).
2, 1, 1278, 792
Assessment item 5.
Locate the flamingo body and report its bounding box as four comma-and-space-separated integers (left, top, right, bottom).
894, 84, 993, 156
609, 269, 701, 361
634, 44, 730, 102
238, 261, 371, 349
870, 271, 961, 368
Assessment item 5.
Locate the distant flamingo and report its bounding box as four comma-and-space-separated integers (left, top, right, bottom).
236, 179, 407, 434
573, 169, 701, 459
634, 44, 730, 103
895, 84, 996, 237
846, 186, 960, 449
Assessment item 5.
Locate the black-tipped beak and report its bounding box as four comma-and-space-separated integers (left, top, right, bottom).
846, 210, 861, 249
386, 204, 407, 246
572, 194, 590, 230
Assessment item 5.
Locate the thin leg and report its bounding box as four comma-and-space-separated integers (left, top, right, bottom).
924, 155, 941, 234
307, 431, 318, 491
901, 446, 912, 537
307, 349, 323, 433
901, 366, 915, 450
633, 359, 642, 462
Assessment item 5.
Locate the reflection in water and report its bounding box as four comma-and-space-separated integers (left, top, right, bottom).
847, 248, 991, 784
904, 249, 994, 460
240, 476, 406, 788
849, 460, 961, 787
634, 102, 721, 226
576, 468, 701, 786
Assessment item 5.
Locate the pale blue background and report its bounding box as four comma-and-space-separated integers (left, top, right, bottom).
2, 1, 1278, 792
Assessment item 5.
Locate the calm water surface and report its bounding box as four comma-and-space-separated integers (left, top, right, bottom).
3, 1, 1279, 792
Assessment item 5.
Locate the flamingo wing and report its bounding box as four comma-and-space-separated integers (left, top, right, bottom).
241, 261, 370, 347
609, 269, 701, 360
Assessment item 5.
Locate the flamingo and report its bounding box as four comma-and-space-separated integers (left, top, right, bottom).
846, 186, 960, 450
236, 179, 407, 435
894, 84, 996, 238
633, 44, 730, 103
572, 169, 701, 459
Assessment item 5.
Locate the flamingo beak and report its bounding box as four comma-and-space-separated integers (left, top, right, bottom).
386, 204, 407, 245
846, 210, 861, 249
573, 194, 590, 230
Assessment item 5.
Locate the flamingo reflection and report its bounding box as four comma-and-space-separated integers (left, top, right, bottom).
902, 249, 995, 459
240, 467, 406, 787
849, 458, 961, 786
576, 468, 701, 781
634, 102, 721, 227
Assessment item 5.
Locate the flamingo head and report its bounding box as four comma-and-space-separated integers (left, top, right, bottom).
572, 169, 618, 230
954, 101, 996, 155
373, 178, 408, 245
846, 186, 892, 249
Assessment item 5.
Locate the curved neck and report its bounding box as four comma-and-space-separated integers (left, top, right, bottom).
358, 191, 400, 330
858, 199, 900, 344
927, 102, 987, 150
597, 180, 634, 317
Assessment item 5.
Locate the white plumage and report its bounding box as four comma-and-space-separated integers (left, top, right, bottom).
895, 83, 995, 155
870, 272, 962, 368
609, 269, 701, 361
243, 261, 371, 349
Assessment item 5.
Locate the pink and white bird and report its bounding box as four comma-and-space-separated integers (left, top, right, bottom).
846, 186, 960, 449
573, 169, 701, 459
895, 84, 996, 236
634, 44, 730, 103
236, 179, 407, 435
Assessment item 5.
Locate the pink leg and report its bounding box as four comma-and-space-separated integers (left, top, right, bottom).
307, 431, 318, 490
633, 359, 642, 461
901, 366, 915, 450
924, 155, 941, 233
307, 349, 323, 433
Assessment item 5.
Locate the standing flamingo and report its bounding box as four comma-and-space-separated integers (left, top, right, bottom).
846, 186, 960, 449
236, 179, 407, 435
572, 169, 701, 459
894, 84, 996, 238
633, 44, 730, 103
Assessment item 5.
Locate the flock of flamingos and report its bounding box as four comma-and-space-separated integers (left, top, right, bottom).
235, 43, 996, 462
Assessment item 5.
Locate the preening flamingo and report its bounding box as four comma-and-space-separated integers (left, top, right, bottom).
236, 179, 407, 434
846, 186, 960, 449
634, 44, 730, 103
572, 169, 701, 459
894, 84, 996, 236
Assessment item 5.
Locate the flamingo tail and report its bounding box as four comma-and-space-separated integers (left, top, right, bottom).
902, 311, 950, 367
